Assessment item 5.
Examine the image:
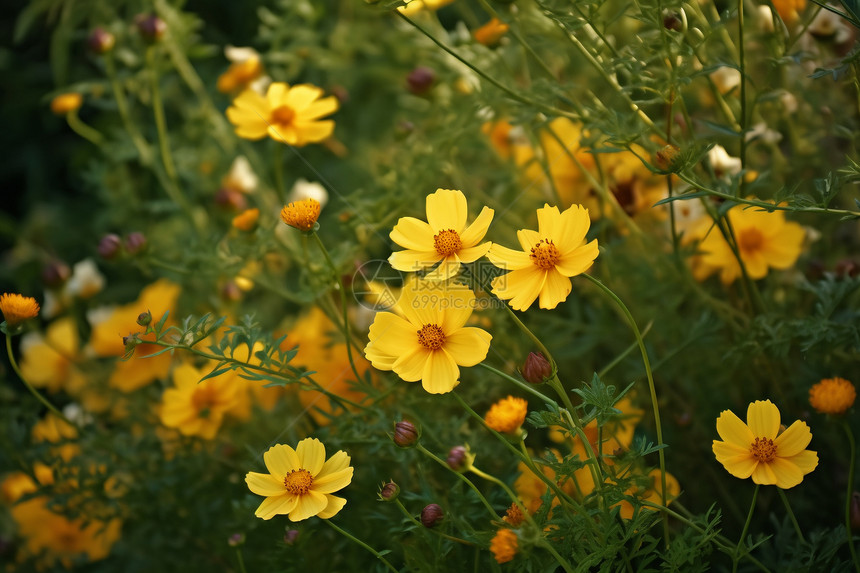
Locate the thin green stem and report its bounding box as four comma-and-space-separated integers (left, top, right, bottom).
324, 519, 400, 572
146, 46, 177, 182
65, 111, 104, 145
776, 489, 806, 545
273, 143, 286, 202
733, 484, 760, 573
6, 335, 71, 424
582, 273, 669, 544
478, 362, 557, 403
415, 444, 498, 518
393, 498, 474, 546
234, 548, 247, 573
738, 0, 748, 195
842, 422, 860, 573
476, 0, 558, 80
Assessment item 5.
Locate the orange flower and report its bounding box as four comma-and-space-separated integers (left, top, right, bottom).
281, 198, 321, 232
489, 528, 518, 564
0, 293, 40, 327
809, 377, 856, 415
474, 18, 509, 46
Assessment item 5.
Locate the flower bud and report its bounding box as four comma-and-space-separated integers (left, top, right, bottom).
407, 66, 435, 95
124, 232, 147, 255
378, 481, 400, 502
122, 333, 141, 349
421, 503, 444, 528
393, 420, 419, 448
655, 144, 681, 172
521, 351, 552, 384
215, 188, 248, 211
220, 281, 243, 303
41, 260, 71, 289
97, 234, 123, 259
88, 27, 116, 54
136, 14, 166, 42
446, 445, 472, 471
50, 93, 83, 116
851, 492, 860, 531
137, 310, 152, 327
835, 259, 859, 279
227, 533, 245, 547
284, 529, 299, 545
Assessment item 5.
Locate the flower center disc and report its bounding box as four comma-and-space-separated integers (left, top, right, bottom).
417, 324, 445, 350
750, 437, 777, 463
283, 468, 314, 495
191, 387, 217, 417
433, 229, 462, 257
530, 240, 561, 270
270, 105, 296, 128
738, 228, 764, 254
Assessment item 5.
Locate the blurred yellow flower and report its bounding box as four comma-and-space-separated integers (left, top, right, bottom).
615, 469, 680, 519
364, 279, 491, 394
281, 198, 321, 232
484, 396, 528, 434
50, 93, 83, 115
20, 317, 84, 395
772, 0, 806, 23
474, 18, 509, 46
32, 413, 80, 462
217, 47, 265, 93
398, 0, 456, 16
388, 188, 494, 281
0, 293, 40, 327
232, 207, 260, 231
246, 438, 353, 521
689, 206, 804, 285
712, 399, 818, 489
809, 377, 856, 415
159, 362, 240, 439
489, 528, 518, 564
226, 82, 338, 146
489, 204, 598, 311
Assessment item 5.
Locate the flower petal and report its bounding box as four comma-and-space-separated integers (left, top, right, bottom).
555, 239, 599, 277
301, 96, 339, 120
312, 467, 354, 494
390, 217, 435, 251
316, 495, 347, 519
290, 120, 334, 145
421, 349, 460, 394
751, 461, 778, 486
538, 269, 572, 309
712, 441, 757, 478
297, 438, 326, 476
264, 444, 300, 477
556, 204, 592, 249
746, 400, 780, 439
389, 249, 440, 273
440, 286, 476, 333
773, 420, 812, 457
255, 494, 298, 520
426, 189, 467, 232
516, 229, 541, 251
487, 244, 532, 271
444, 327, 492, 367
456, 242, 492, 264
367, 313, 417, 361
266, 82, 289, 107
392, 346, 431, 382
459, 206, 494, 247
715, 409, 754, 448
288, 490, 329, 521
246, 471, 286, 497
319, 450, 352, 476
768, 457, 805, 489
536, 204, 562, 238
496, 267, 547, 312
284, 84, 324, 111
782, 449, 819, 476
423, 256, 462, 281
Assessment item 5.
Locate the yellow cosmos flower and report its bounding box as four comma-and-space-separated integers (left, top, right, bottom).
489, 204, 599, 311
246, 438, 353, 521
159, 362, 240, 439
484, 396, 528, 434
226, 82, 338, 146
689, 206, 805, 285
281, 198, 321, 232
50, 93, 83, 115
0, 293, 40, 327
388, 189, 494, 281
489, 528, 518, 564
20, 317, 84, 395
712, 399, 818, 489
809, 377, 856, 415
364, 279, 491, 394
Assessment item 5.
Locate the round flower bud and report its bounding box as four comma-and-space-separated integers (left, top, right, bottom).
284, 529, 299, 545
393, 420, 419, 448
446, 445, 470, 471
137, 310, 152, 327
124, 232, 147, 255
655, 144, 681, 172
97, 234, 123, 260
378, 481, 400, 502
227, 533, 245, 547
220, 281, 242, 303
122, 333, 141, 350
521, 351, 552, 384
41, 260, 71, 289
420, 503, 444, 528
88, 27, 116, 54
136, 14, 166, 42
407, 66, 435, 95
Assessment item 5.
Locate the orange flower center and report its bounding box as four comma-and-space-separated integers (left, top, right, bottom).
283, 468, 314, 495
417, 324, 445, 350
433, 229, 462, 257
738, 228, 764, 254
529, 239, 561, 270
750, 437, 777, 463
191, 386, 217, 418
270, 105, 296, 129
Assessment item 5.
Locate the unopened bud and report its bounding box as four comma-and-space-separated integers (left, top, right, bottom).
284, 529, 299, 545
393, 420, 418, 448
378, 481, 400, 501
663, 13, 682, 31
521, 351, 552, 384
136, 14, 166, 42
137, 310, 152, 327
227, 533, 245, 547
124, 232, 147, 255
421, 503, 444, 528
122, 333, 141, 349
655, 144, 681, 172
446, 445, 473, 471
835, 259, 859, 279
215, 188, 248, 211
98, 234, 123, 259
220, 281, 242, 302
41, 260, 71, 288
407, 66, 435, 95
88, 27, 115, 54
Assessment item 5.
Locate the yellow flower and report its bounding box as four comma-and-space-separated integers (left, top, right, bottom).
50, 93, 83, 115
364, 279, 492, 394
159, 362, 240, 439
217, 50, 264, 93
489, 528, 518, 564
281, 198, 321, 232
689, 206, 805, 285
226, 82, 338, 146
232, 207, 260, 231
246, 438, 353, 521
388, 188, 494, 281
489, 204, 599, 311
712, 399, 818, 489
615, 469, 680, 520
772, 0, 806, 23
809, 377, 856, 415
398, 0, 457, 16
484, 396, 528, 434
20, 317, 84, 395
0, 293, 40, 327
474, 18, 509, 46
33, 413, 80, 462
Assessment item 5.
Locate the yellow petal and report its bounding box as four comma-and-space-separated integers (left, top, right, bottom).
459, 206, 494, 247
487, 244, 532, 271
392, 346, 431, 382
443, 328, 491, 366
390, 216, 435, 251
319, 450, 352, 476
246, 472, 285, 497
536, 204, 561, 238
296, 438, 326, 476
556, 204, 591, 249
421, 349, 460, 394
267, 124, 298, 145
456, 242, 492, 264
291, 120, 334, 145
289, 490, 328, 521
266, 82, 289, 107
769, 457, 805, 489
555, 240, 598, 277
516, 229, 540, 251
426, 189, 467, 232
782, 449, 818, 475
316, 494, 347, 519
284, 84, 324, 111
538, 269, 572, 309
504, 268, 548, 312
367, 312, 417, 356
712, 441, 757, 478
312, 467, 354, 494
301, 96, 339, 120
264, 444, 300, 477
389, 249, 439, 274
232, 89, 269, 117
773, 420, 812, 457
440, 287, 476, 333
751, 461, 778, 485
255, 494, 298, 520
423, 256, 462, 281
746, 400, 780, 439
715, 409, 754, 448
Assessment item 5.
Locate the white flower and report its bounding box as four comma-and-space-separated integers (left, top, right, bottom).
66, 259, 105, 299
288, 178, 329, 208
222, 156, 259, 193
707, 145, 742, 176
710, 66, 741, 95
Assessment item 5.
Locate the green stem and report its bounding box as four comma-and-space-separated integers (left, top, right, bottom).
273, 143, 286, 202
737, 0, 747, 196
146, 46, 177, 182
842, 422, 860, 573
104, 52, 153, 165
416, 444, 497, 518
5, 335, 71, 424
234, 548, 247, 573
582, 273, 669, 544
475, 0, 558, 80
478, 362, 557, 403
65, 111, 104, 145
324, 519, 400, 572
733, 484, 760, 573
776, 489, 806, 545
392, 498, 474, 546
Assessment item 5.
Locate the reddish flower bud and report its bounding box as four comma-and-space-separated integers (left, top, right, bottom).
378, 481, 400, 501
407, 66, 435, 95
446, 445, 468, 471
124, 232, 147, 255
98, 234, 123, 259
136, 14, 166, 42
521, 351, 552, 384
137, 310, 152, 327
421, 503, 444, 528
215, 188, 248, 211
284, 529, 299, 545
655, 144, 681, 172
88, 27, 115, 54
393, 420, 418, 448
41, 260, 71, 288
